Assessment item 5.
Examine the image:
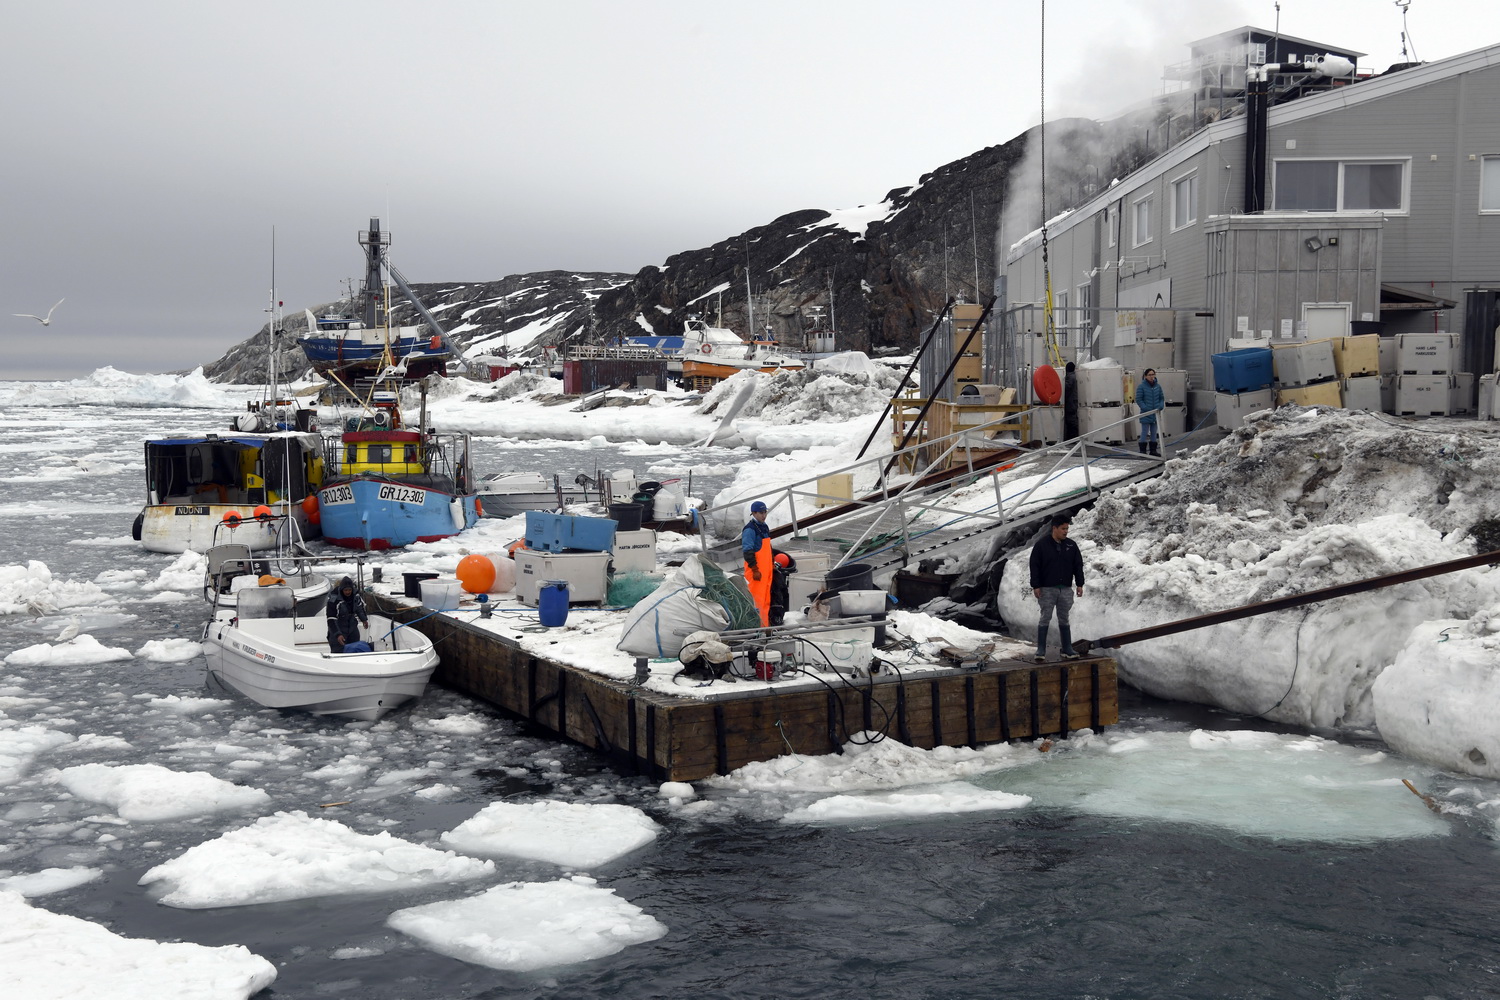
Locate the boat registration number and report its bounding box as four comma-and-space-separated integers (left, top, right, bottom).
174, 505, 210, 515
378, 484, 427, 505
321, 484, 355, 505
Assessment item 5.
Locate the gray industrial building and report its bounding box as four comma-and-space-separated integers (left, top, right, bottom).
997, 27, 1500, 421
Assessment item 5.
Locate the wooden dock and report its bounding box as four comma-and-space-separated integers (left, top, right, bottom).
374, 595, 1118, 781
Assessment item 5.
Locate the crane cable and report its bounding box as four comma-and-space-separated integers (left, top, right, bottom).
1039, 0, 1061, 369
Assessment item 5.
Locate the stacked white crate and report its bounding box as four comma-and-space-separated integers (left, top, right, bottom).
1076, 363, 1127, 444
1117, 311, 1175, 373
1272, 338, 1341, 407
1451, 372, 1475, 415
1395, 333, 1459, 416
1479, 374, 1498, 421
1217, 388, 1276, 430
1019, 334, 1077, 370
1335, 335, 1381, 412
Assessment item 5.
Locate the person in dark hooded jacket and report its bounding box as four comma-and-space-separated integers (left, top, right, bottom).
326, 576, 368, 652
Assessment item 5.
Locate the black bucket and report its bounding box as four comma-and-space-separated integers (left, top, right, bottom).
631, 492, 656, 522
608, 502, 643, 532
823, 562, 874, 595
403, 572, 439, 599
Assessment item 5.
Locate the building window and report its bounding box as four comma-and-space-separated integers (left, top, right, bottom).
1272, 159, 1407, 212
1133, 195, 1154, 247
1076, 283, 1092, 335
1483, 156, 1500, 213
1054, 289, 1068, 330
1107, 205, 1118, 248
1171, 172, 1198, 230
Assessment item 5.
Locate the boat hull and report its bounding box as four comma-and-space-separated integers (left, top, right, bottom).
318, 477, 479, 550
681, 359, 805, 380
140, 501, 317, 554
203, 612, 438, 722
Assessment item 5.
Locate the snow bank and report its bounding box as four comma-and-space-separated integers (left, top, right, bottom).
139, 811, 494, 908
1373, 618, 1500, 780
0, 367, 238, 409
998, 407, 1500, 771
0, 890, 276, 998
441, 800, 661, 868
0, 866, 103, 897
387, 875, 666, 971
55, 763, 270, 822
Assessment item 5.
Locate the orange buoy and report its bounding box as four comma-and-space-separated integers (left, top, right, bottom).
252, 504, 274, 521
506, 538, 526, 557
301, 494, 321, 526
222, 510, 243, 526
1033, 364, 1063, 405
456, 554, 496, 594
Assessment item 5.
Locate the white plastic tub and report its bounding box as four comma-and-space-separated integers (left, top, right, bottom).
836, 590, 889, 616
419, 578, 464, 611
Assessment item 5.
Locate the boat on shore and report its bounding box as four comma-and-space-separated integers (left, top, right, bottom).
475, 470, 593, 519
675, 316, 805, 388
199, 533, 438, 721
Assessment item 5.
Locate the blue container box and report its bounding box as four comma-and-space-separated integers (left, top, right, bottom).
1211, 348, 1274, 394
524, 512, 617, 553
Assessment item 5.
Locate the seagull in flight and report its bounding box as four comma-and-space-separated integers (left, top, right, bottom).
14, 298, 65, 325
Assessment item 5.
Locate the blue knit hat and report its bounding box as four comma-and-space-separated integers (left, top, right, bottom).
750, 501, 768, 513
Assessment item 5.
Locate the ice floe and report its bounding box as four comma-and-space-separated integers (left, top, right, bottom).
441, 800, 661, 868
54, 763, 271, 823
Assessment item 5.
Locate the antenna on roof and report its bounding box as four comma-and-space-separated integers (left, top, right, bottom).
1395, 0, 1418, 62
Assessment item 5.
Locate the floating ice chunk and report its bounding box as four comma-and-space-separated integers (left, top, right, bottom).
783, 781, 1031, 823
136, 639, 204, 662
142, 552, 204, 593
330, 945, 387, 960
658, 781, 695, 800
387, 875, 666, 971
146, 695, 232, 715
139, 811, 494, 908
711, 734, 1018, 794
0, 865, 103, 897
56, 763, 271, 823
412, 713, 489, 736
0, 726, 74, 785
414, 784, 460, 800
4, 634, 134, 667
441, 801, 661, 868
0, 889, 276, 998
0, 560, 112, 617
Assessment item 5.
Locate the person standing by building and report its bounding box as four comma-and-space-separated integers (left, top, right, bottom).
1029, 514, 1084, 663
742, 500, 773, 626
1135, 367, 1164, 457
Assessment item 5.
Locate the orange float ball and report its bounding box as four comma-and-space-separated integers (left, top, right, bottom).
456, 554, 496, 594
222, 510, 243, 526
252, 504, 274, 521
301, 494, 321, 526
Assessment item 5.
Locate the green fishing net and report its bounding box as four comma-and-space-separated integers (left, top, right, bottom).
607, 572, 665, 608
698, 557, 763, 631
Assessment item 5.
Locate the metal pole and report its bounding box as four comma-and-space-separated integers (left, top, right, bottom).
856, 299, 955, 460
883, 297, 998, 477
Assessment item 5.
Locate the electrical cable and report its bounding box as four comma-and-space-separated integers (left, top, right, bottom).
1252, 606, 1314, 716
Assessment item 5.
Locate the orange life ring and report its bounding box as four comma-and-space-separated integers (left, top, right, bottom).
699, 343, 713, 355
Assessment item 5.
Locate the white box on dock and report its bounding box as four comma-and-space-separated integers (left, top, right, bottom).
1378, 337, 1396, 375
515, 550, 611, 605
1397, 333, 1458, 375
1450, 373, 1475, 415
786, 550, 832, 574
1076, 365, 1126, 406
1215, 389, 1275, 430
1480, 374, 1498, 421
1133, 340, 1175, 373
1380, 374, 1395, 413
1341, 376, 1382, 412
611, 529, 657, 574
1029, 405, 1063, 444
788, 571, 829, 612
1272, 339, 1337, 386
1080, 404, 1128, 444
1395, 375, 1453, 416
1158, 404, 1187, 438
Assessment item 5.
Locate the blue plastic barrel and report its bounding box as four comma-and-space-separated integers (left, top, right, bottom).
538, 580, 570, 627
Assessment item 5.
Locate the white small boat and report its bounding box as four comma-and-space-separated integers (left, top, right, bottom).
200, 542, 438, 721
476, 470, 590, 519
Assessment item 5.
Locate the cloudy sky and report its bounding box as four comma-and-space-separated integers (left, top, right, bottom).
3, 0, 1488, 378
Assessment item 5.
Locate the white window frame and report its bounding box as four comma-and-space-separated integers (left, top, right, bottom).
1107, 204, 1118, 248
1482, 155, 1500, 214
1132, 193, 1154, 248
1270, 157, 1411, 214
1054, 289, 1068, 330
1076, 282, 1093, 337
1170, 170, 1199, 231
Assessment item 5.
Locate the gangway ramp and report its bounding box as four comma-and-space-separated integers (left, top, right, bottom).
698, 407, 1166, 578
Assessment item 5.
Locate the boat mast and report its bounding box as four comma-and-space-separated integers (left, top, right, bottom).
744, 242, 753, 340
359, 218, 388, 330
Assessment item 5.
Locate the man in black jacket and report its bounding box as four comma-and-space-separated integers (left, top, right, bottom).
326, 576, 369, 653
1028, 514, 1085, 663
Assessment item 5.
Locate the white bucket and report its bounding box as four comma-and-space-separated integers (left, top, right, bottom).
419, 577, 464, 611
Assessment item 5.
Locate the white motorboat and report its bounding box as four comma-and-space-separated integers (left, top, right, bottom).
476, 470, 591, 519
199, 541, 438, 721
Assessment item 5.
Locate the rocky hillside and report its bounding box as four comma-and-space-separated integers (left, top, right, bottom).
205, 117, 1156, 383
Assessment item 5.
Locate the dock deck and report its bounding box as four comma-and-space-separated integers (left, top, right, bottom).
372, 591, 1119, 781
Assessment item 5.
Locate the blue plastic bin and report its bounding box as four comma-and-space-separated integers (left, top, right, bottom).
524, 511, 617, 553
1211, 348, 1274, 394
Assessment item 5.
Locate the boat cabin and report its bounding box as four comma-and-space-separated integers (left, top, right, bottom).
143, 433, 320, 507
341, 430, 426, 476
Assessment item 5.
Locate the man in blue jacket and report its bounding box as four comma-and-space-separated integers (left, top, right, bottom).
1028, 514, 1085, 662
742, 500, 773, 626
1135, 368, 1164, 457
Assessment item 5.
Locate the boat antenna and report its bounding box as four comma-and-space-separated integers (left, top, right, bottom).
744, 240, 754, 338
1395, 0, 1418, 62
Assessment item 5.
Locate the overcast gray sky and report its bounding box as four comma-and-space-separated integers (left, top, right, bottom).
2, 0, 1486, 379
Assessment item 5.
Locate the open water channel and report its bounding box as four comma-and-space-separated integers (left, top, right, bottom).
3, 386, 1500, 999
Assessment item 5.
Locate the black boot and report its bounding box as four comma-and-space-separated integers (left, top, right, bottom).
1149, 441, 1160, 457
1060, 625, 1081, 659
1034, 624, 1048, 663
1139, 441, 1148, 454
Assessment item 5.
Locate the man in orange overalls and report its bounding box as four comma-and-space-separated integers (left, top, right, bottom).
742, 500, 773, 626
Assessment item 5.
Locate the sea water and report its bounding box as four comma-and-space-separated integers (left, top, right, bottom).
3, 387, 1500, 998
